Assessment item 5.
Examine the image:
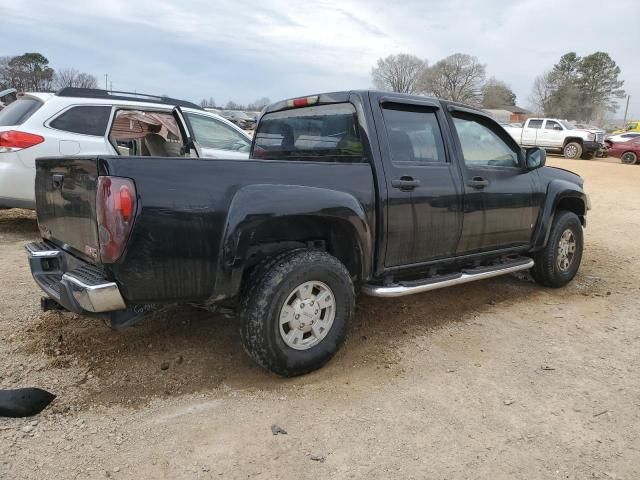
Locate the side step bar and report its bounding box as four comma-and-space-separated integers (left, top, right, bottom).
362, 258, 534, 298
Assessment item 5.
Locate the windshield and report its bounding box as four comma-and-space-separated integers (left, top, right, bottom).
559, 120, 576, 130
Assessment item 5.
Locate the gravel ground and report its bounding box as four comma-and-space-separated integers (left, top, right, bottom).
0, 157, 639, 479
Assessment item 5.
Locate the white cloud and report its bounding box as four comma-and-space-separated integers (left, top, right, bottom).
2, 0, 637, 118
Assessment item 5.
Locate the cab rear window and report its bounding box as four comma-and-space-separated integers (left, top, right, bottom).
252, 103, 364, 162
0, 98, 43, 126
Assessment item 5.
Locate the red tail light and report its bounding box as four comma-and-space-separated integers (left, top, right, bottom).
96, 176, 137, 263
0, 130, 44, 151
286, 95, 319, 108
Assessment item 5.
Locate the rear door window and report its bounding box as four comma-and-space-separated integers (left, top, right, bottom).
253, 103, 364, 162
381, 106, 446, 165
0, 98, 43, 126
49, 105, 111, 136
527, 120, 543, 129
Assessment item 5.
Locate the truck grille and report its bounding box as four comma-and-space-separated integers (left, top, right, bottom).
596, 133, 604, 143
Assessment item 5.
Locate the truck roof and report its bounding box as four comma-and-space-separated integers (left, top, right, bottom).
264, 90, 487, 116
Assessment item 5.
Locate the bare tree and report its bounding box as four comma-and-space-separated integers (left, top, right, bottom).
371, 54, 427, 94
200, 97, 216, 108
53, 68, 98, 89
0, 57, 11, 89
527, 72, 553, 115
224, 101, 245, 110
247, 97, 271, 111
419, 53, 486, 104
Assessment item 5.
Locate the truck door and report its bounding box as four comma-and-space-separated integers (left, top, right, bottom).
371, 95, 463, 267
521, 119, 542, 146
449, 108, 539, 254
540, 119, 564, 148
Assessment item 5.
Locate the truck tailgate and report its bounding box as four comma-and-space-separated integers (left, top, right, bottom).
35, 157, 100, 263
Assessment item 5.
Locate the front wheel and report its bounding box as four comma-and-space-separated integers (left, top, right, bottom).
621, 152, 638, 165
239, 250, 354, 376
563, 142, 582, 159
531, 210, 584, 288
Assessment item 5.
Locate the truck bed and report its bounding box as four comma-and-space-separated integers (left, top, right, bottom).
35, 156, 376, 305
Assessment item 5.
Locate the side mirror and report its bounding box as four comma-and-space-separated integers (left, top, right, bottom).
525, 147, 546, 170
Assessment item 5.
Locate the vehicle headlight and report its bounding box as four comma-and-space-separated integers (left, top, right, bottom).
587, 133, 595, 141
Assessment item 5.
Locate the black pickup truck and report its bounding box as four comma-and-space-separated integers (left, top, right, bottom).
27, 90, 589, 376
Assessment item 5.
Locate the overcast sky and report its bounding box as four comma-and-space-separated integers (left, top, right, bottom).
2, 0, 637, 118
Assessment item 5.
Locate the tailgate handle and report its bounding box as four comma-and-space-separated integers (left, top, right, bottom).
52, 174, 64, 189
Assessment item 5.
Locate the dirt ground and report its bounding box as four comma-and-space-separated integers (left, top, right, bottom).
1, 156, 639, 479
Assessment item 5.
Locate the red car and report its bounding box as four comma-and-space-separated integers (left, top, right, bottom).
608, 137, 640, 165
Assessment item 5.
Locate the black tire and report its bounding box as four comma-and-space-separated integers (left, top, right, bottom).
563, 142, 582, 159
531, 210, 583, 288
621, 151, 638, 165
239, 249, 354, 377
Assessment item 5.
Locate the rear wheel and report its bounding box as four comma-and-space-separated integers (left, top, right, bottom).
239, 249, 354, 376
563, 142, 582, 159
531, 210, 583, 288
621, 151, 638, 165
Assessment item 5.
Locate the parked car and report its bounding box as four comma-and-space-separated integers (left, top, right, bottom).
0, 88, 252, 209
221, 110, 256, 130
607, 137, 640, 164
612, 120, 640, 135
604, 131, 640, 146
504, 118, 605, 159
26, 90, 589, 376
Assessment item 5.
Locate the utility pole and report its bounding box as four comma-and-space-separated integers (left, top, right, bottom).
104, 73, 108, 90
622, 95, 631, 129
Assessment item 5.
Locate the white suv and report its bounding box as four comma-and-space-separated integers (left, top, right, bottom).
0, 88, 252, 209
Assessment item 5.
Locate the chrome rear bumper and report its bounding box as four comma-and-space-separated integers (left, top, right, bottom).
26, 241, 126, 314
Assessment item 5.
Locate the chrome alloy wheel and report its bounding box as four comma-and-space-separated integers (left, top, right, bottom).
557, 229, 577, 272
279, 281, 336, 350
565, 144, 578, 158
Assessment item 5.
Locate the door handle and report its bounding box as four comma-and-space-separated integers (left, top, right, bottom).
467, 176, 489, 189
391, 176, 420, 191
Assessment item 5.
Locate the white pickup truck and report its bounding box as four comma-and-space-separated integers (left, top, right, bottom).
504, 118, 605, 159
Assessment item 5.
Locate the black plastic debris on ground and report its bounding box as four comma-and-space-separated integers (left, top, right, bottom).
0, 388, 56, 417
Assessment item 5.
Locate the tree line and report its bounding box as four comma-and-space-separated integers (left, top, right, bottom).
0, 53, 99, 92
528, 52, 625, 124
372, 53, 516, 109
199, 96, 271, 111
371, 51, 625, 123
